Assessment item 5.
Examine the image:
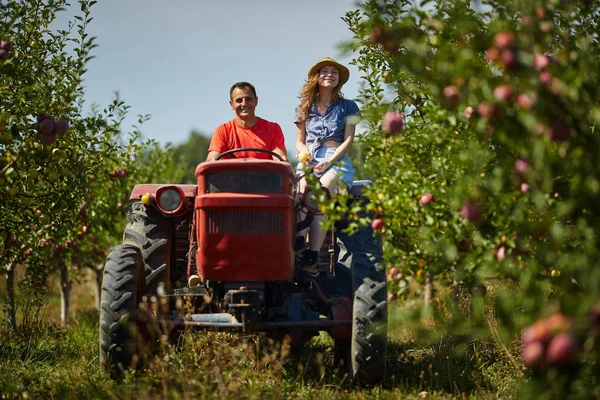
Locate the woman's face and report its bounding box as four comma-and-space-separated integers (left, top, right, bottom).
318, 65, 340, 88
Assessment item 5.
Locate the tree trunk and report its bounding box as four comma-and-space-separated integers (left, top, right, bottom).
5, 264, 17, 332
92, 262, 104, 310
59, 263, 71, 325
423, 272, 432, 306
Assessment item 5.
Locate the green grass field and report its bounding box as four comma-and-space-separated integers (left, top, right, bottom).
0, 267, 521, 399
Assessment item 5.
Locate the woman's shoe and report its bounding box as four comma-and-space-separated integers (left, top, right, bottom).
298, 250, 319, 274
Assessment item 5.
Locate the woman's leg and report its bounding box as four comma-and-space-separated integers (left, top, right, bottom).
307, 171, 343, 252
295, 176, 309, 249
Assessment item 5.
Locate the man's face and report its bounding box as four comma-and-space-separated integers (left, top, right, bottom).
230, 86, 258, 119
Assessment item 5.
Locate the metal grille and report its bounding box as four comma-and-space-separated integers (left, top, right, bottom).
206, 209, 284, 234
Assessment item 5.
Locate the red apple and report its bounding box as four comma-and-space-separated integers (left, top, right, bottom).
517, 93, 534, 110
515, 158, 531, 176
521, 183, 530, 193
442, 85, 460, 109
0, 40, 11, 60
369, 26, 398, 53
382, 111, 404, 135
460, 201, 483, 224
522, 341, 545, 367
389, 267, 398, 276
540, 21, 552, 33
472, 284, 486, 297
464, 106, 474, 119
495, 246, 506, 261
493, 85, 513, 102
485, 48, 499, 63
539, 71, 552, 85
546, 312, 570, 334
548, 120, 570, 142
493, 31, 515, 49
477, 102, 499, 119
532, 54, 549, 71
0, 40, 12, 51
371, 218, 385, 231
419, 193, 434, 205
522, 320, 552, 345
54, 118, 69, 136
40, 133, 57, 145
546, 332, 577, 365
500, 49, 519, 70
521, 16, 534, 27
388, 293, 397, 301
536, 7, 546, 19
395, 273, 403, 281
38, 118, 55, 136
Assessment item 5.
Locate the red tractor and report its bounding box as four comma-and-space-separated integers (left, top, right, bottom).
99, 148, 388, 385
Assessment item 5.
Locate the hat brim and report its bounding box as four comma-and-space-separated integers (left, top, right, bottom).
308, 59, 350, 86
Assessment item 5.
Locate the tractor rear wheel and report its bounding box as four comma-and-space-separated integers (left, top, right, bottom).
350, 277, 388, 386
123, 201, 172, 295
99, 244, 155, 376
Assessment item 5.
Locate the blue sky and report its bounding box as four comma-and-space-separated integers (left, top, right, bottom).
56, 0, 364, 156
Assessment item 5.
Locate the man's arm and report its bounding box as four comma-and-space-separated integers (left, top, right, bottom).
272, 147, 289, 162
270, 122, 289, 162
206, 150, 220, 162
207, 124, 228, 161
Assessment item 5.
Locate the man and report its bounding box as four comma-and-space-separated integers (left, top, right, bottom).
206, 82, 289, 162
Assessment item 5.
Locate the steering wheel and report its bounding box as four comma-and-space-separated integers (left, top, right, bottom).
215, 147, 284, 161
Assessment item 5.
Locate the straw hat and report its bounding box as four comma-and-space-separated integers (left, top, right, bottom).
307, 57, 350, 85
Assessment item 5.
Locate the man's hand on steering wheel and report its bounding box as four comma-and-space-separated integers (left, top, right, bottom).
215, 148, 286, 161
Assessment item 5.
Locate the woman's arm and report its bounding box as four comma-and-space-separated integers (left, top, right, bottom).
295, 122, 312, 164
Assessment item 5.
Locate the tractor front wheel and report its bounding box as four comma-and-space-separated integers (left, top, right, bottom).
99, 244, 156, 376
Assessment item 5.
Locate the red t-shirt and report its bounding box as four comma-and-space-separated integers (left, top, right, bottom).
208, 118, 287, 159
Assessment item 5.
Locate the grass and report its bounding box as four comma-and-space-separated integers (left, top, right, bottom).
0, 267, 521, 399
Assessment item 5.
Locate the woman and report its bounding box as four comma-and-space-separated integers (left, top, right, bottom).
294, 57, 359, 272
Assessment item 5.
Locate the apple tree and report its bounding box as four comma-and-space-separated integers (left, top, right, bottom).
0, 0, 180, 329
340, 0, 600, 396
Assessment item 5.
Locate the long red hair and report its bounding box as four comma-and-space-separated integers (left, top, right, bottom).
297, 72, 344, 121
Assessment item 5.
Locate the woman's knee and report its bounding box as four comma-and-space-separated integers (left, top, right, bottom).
320, 173, 342, 193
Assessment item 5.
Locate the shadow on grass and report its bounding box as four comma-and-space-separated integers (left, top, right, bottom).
277, 332, 504, 395
385, 335, 502, 395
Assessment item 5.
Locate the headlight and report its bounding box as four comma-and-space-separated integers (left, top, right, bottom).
156, 187, 184, 213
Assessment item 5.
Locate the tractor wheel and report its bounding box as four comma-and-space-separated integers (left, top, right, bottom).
350, 277, 388, 386
99, 244, 155, 376
123, 201, 172, 295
